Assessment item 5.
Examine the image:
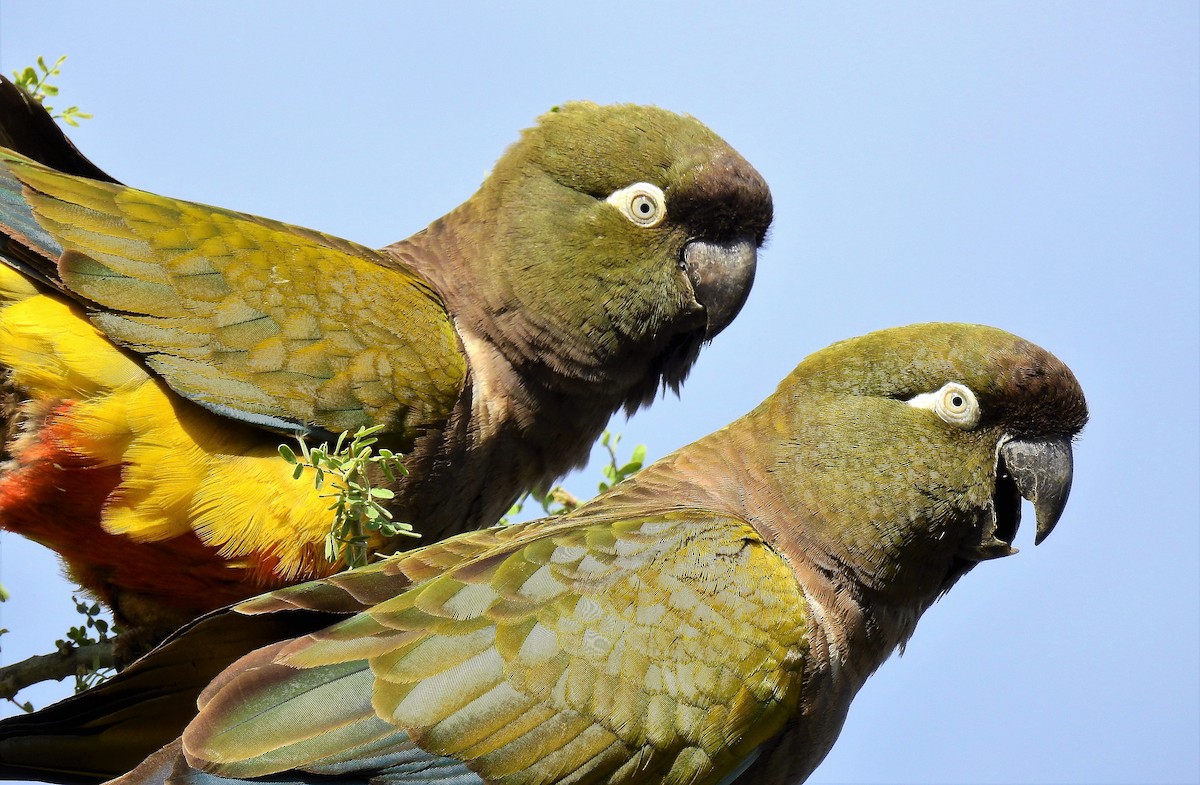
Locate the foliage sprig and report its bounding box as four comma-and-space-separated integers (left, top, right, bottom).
279, 425, 415, 569
11, 55, 93, 126
596, 430, 647, 493
59, 595, 116, 693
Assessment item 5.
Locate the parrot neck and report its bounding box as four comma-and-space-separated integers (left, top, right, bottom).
620, 414, 961, 696
375, 217, 627, 537
388, 322, 613, 536
385, 199, 702, 411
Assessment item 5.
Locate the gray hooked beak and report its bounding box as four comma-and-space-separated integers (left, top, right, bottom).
682, 237, 757, 339
1000, 436, 1075, 545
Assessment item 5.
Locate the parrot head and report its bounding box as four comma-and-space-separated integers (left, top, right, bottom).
442, 101, 773, 410
760, 322, 1088, 606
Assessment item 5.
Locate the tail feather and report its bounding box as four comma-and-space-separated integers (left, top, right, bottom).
106, 738, 487, 785
104, 741, 179, 785
0, 606, 339, 784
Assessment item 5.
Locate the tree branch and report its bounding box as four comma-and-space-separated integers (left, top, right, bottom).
0, 642, 115, 705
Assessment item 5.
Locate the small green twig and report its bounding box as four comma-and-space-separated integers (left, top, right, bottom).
0, 641, 115, 712
0, 594, 118, 709
59, 595, 117, 692
596, 431, 647, 493
10, 55, 93, 126
280, 425, 415, 569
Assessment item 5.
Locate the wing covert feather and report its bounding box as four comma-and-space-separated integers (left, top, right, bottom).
2, 153, 466, 436
185, 513, 812, 785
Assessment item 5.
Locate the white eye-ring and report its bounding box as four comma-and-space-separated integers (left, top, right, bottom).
907, 382, 981, 429
606, 182, 667, 228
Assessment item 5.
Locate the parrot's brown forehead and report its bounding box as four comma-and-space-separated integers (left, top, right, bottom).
990, 340, 1089, 438
520, 102, 773, 241
932, 329, 1088, 437
668, 146, 773, 243
786, 322, 1089, 436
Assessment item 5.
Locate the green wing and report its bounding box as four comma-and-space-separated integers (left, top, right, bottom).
184, 513, 812, 784
0, 525, 537, 782
0, 150, 465, 436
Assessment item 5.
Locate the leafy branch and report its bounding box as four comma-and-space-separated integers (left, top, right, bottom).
61, 595, 117, 692
10, 55, 93, 126
0, 643, 115, 713
597, 430, 647, 492
0, 595, 117, 711
279, 425, 416, 569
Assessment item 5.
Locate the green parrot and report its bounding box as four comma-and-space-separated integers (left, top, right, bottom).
0, 322, 1088, 785
0, 93, 771, 649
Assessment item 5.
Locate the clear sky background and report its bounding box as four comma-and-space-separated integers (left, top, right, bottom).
0, 3, 1196, 784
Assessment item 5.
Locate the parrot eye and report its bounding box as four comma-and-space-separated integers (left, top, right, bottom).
607, 182, 667, 228
907, 382, 981, 429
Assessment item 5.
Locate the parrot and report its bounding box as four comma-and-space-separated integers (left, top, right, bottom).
0, 322, 1088, 785
0, 96, 772, 650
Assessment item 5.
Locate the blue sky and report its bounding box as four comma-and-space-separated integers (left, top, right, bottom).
0, 3, 1196, 783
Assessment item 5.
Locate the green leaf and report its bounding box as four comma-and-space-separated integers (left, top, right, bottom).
279, 427, 413, 568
